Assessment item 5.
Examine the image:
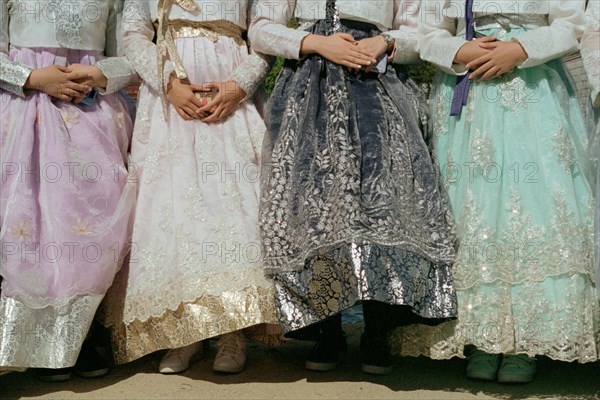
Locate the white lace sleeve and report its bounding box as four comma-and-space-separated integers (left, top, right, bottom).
417, 0, 469, 75
96, 0, 138, 95
0, 1, 33, 97
514, 0, 585, 69
388, 0, 420, 64
229, 50, 272, 99
581, 0, 600, 107
121, 0, 167, 93
249, 0, 310, 60
229, 1, 274, 98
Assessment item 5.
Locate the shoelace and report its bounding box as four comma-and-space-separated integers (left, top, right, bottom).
217, 335, 244, 357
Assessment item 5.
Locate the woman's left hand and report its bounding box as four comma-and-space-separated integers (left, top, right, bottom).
352, 36, 389, 73
466, 41, 528, 81
198, 81, 246, 123
67, 64, 108, 91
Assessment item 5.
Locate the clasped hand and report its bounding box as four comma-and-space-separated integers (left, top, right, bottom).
301, 33, 389, 73
167, 76, 246, 123
24, 65, 96, 103
455, 36, 529, 81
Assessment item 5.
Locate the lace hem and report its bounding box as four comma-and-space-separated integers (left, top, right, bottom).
392, 271, 600, 363
0, 295, 102, 368
264, 230, 455, 274
101, 285, 280, 364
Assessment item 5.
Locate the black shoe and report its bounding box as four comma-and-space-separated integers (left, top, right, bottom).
305, 333, 347, 371
74, 342, 110, 378
361, 334, 393, 375
35, 367, 73, 382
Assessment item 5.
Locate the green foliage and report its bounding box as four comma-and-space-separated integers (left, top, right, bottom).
264, 57, 285, 96
406, 62, 438, 85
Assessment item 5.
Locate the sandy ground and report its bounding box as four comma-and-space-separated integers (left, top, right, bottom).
2, 324, 599, 400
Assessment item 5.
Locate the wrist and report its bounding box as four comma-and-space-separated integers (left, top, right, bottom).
454, 42, 469, 65
300, 34, 323, 56
167, 73, 177, 91
94, 68, 108, 89
514, 41, 528, 63
24, 69, 39, 89
380, 33, 394, 55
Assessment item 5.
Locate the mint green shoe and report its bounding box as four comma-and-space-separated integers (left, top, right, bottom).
497, 354, 536, 383
465, 350, 502, 381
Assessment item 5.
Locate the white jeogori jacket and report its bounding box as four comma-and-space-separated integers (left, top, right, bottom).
417, 0, 585, 75
1, 0, 136, 96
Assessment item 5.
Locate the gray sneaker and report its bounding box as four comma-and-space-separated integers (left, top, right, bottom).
212, 332, 247, 374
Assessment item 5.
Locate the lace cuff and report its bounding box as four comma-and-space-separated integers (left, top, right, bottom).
0, 55, 33, 97
96, 56, 138, 95
229, 52, 271, 99
388, 32, 419, 65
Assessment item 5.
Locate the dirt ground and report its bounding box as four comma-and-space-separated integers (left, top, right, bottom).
2, 324, 599, 400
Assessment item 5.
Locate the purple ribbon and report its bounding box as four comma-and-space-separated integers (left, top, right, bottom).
450, 0, 475, 116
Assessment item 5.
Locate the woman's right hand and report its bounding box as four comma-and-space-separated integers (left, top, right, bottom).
454, 36, 496, 65
24, 65, 92, 101
166, 75, 207, 121
301, 33, 377, 69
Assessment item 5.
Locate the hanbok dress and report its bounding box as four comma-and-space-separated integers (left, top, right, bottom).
394, 0, 599, 363
249, 0, 458, 335
100, 0, 280, 364
0, 0, 136, 369
580, 0, 599, 298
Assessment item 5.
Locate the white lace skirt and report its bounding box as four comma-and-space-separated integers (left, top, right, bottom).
100, 36, 279, 364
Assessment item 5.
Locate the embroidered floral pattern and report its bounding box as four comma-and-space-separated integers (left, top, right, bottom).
469, 128, 495, 166
72, 217, 95, 236
552, 126, 577, 171
48, 0, 83, 48
260, 21, 455, 276
59, 107, 80, 129
10, 220, 33, 242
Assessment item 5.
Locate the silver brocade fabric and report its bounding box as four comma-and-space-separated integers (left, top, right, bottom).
0, 296, 103, 368
274, 243, 456, 333
325, 0, 341, 35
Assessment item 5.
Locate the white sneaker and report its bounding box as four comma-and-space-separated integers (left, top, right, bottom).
158, 342, 204, 374
212, 332, 247, 374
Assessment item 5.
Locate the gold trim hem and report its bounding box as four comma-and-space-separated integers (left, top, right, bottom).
103, 285, 281, 364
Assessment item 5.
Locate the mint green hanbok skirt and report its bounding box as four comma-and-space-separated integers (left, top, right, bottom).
393, 26, 599, 363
